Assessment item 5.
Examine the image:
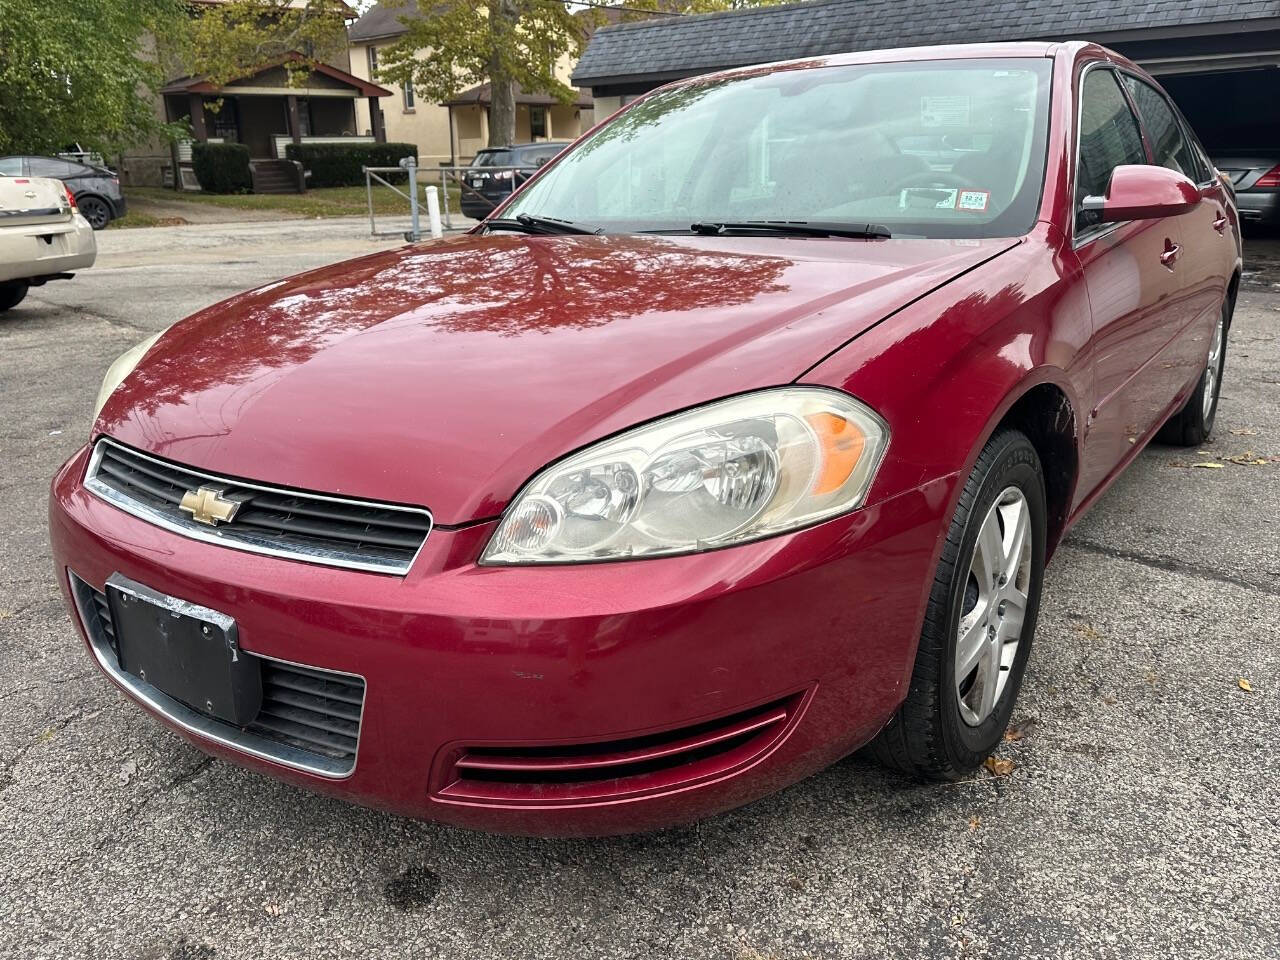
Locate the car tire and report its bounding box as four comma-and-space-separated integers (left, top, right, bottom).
867, 429, 1047, 780
78, 195, 112, 230
0, 280, 29, 313
1157, 298, 1230, 447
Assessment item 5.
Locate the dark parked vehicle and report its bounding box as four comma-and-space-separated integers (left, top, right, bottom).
459, 142, 571, 219
0, 155, 125, 229
1211, 153, 1280, 225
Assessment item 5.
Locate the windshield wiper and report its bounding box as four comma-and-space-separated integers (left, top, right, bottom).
484, 213, 602, 236
689, 220, 892, 239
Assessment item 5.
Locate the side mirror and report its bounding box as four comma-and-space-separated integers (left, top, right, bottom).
1082, 164, 1200, 222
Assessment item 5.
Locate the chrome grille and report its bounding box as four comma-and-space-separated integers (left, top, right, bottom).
70, 572, 364, 777
85, 439, 432, 575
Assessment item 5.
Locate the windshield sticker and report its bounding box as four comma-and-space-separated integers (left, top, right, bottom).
900, 187, 959, 210
957, 190, 991, 212
921, 96, 970, 128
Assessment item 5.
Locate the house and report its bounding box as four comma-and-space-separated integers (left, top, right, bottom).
348, 0, 595, 166
120, 3, 393, 187
571, 0, 1280, 156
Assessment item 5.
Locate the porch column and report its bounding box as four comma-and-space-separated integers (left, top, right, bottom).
368, 96, 385, 142
544, 107, 554, 140
188, 94, 208, 140
286, 95, 302, 145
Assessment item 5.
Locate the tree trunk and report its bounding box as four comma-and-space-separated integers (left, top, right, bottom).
486, 0, 518, 147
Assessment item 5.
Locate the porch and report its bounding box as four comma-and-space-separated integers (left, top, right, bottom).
159, 56, 394, 189
444, 83, 593, 162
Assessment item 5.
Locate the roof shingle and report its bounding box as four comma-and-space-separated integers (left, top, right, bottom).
571, 0, 1280, 85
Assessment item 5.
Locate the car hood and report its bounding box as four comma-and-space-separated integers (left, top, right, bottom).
100, 232, 1016, 524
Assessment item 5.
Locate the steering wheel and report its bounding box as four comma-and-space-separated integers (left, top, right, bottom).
887, 169, 974, 194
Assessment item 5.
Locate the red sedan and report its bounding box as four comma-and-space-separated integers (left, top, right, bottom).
50, 41, 1240, 835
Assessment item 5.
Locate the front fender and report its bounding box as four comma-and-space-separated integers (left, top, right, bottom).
800, 224, 1090, 528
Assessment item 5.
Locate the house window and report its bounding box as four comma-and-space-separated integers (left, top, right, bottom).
530, 105, 547, 139
367, 45, 378, 77
403, 81, 415, 111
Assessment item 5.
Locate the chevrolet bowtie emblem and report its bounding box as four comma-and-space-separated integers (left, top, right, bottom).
179, 487, 241, 526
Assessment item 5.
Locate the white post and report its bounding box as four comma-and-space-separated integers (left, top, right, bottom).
424, 185, 443, 239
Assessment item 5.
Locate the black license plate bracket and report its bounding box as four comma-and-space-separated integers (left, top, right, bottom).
106, 574, 262, 726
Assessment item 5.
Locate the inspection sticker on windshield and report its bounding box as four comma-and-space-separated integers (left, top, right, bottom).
900, 187, 958, 210
956, 190, 991, 212
920, 96, 970, 127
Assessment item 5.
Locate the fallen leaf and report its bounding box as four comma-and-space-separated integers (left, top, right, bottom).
1239, 678, 1254, 693
1191, 462, 1224, 469
1074, 623, 1101, 642
263, 902, 284, 917
1229, 428, 1258, 436
968, 815, 981, 832
1004, 717, 1037, 741
983, 755, 1015, 777
118, 759, 137, 784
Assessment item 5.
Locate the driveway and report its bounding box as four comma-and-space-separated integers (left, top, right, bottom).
2, 222, 1278, 960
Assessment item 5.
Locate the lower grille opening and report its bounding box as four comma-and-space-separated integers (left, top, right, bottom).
439, 694, 803, 805
70, 572, 364, 777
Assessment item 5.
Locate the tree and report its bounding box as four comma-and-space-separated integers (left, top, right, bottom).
375, 0, 789, 150
172, 0, 352, 90
0, 0, 184, 155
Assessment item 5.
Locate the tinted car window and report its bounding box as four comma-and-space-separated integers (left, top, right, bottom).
1121, 75, 1201, 181
1076, 69, 1147, 234
472, 150, 513, 168
0, 157, 22, 176
504, 58, 1053, 239
522, 145, 564, 167
28, 157, 77, 178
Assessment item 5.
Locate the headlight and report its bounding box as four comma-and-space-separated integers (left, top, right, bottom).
92, 329, 166, 419
481, 387, 888, 564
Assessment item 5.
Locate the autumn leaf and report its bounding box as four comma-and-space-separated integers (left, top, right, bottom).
1239, 678, 1254, 693
1191, 462, 1225, 469
1004, 718, 1037, 742
1228, 428, 1258, 436
968, 815, 981, 832
983, 755, 1015, 777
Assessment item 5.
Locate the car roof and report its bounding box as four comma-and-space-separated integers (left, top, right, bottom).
478, 143, 571, 153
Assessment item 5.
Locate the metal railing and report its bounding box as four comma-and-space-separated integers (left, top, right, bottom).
362, 158, 545, 239
363, 157, 446, 242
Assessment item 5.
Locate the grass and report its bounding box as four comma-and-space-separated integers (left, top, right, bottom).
123, 184, 464, 221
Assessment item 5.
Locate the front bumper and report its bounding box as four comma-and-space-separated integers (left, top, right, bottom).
50, 443, 952, 835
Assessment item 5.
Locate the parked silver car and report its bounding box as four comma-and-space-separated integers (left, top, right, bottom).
1212, 153, 1280, 225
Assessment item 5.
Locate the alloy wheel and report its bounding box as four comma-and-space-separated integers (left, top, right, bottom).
955, 486, 1033, 726
1201, 311, 1225, 422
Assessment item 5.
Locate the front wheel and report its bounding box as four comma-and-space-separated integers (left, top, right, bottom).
868, 429, 1047, 779
0, 280, 29, 313
1158, 298, 1229, 446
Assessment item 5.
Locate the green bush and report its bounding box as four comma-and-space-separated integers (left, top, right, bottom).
191, 142, 251, 194
285, 141, 418, 187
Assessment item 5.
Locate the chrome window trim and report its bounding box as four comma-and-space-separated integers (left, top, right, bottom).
84, 438, 433, 576
69, 570, 364, 779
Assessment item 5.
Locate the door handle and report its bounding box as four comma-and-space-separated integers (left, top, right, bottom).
1212, 214, 1228, 234
1160, 240, 1180, 268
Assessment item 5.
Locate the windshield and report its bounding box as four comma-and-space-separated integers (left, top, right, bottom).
503, 58, 1052, 239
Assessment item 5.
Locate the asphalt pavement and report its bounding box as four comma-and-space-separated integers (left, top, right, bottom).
1, 218, 1278, 960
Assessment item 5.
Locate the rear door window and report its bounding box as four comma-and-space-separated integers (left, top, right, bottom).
471, 150, 513, 168
1121, 75, 1203, 182
28, 157, 77, 178
1076, 68, 1147, 235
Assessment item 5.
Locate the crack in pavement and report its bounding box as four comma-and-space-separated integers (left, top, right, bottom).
1060, 536, 1280, 597
0, 700, 103, 793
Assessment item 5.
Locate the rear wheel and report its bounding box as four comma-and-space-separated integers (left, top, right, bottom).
868, 429, 1047, 779
0, 281, 29, 312
78, 195, 112, 230
1158, 298, 1230, 446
